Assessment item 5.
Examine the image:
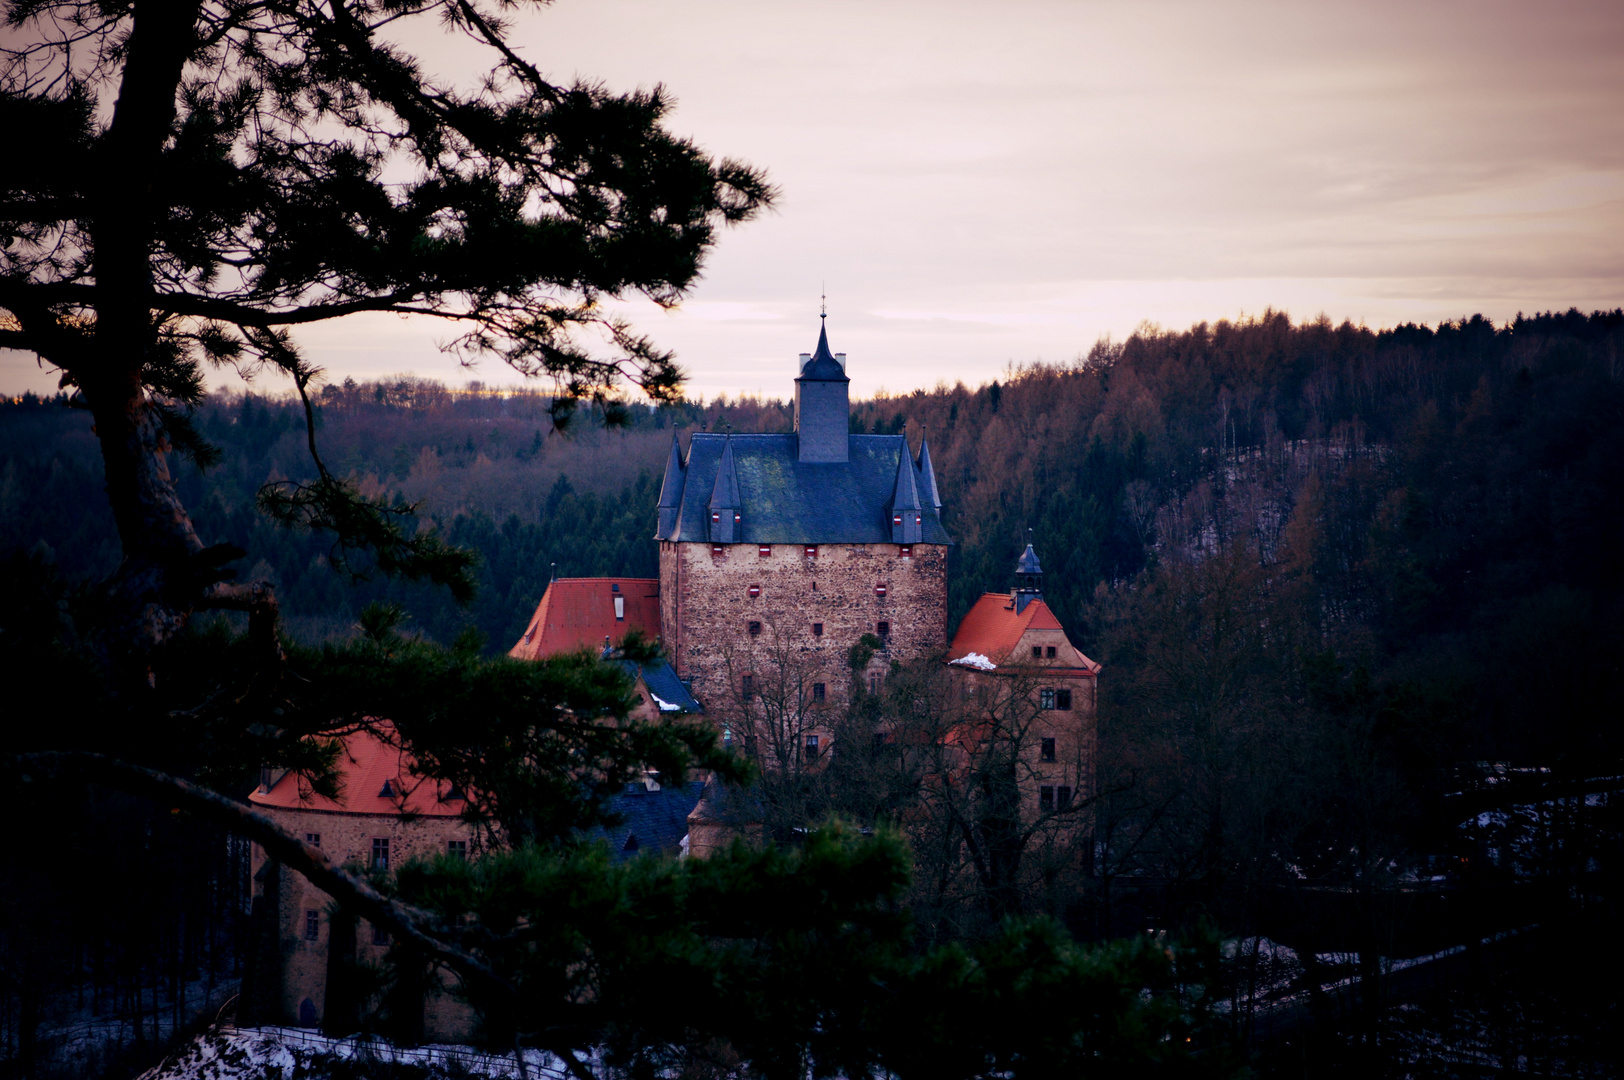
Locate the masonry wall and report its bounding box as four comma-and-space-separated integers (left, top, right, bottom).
661, 540, 949, 713
249, 806, 479, 1040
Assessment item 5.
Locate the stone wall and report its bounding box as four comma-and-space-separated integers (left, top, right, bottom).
249, 806, 479, 1040
660, 540, 949, 715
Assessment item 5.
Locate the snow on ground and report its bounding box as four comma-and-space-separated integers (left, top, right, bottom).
142, 1027, 582, 1080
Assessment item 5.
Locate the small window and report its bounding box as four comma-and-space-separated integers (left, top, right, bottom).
893, 513, 903, 525
748, 620, 762, 636
712, 511, 721, 523
1032, 646, 1043, 659
734, 511, 741, 523
1046, 645, 1056, 659
875, 582, 888, 597
372, 923, 389, 946
1041, 737, 1056, 762
611, 582, 619, 592
1056, 689, 1073, 711
759, 545, 771, 557
1041, 689, 1057, 710
876, 620, 890, 637
748, 584, 761, 597
305, 833, 321, 848
379, 779, 395, 797
805, 734, 820, 753
869, 673, 881, 695
804, 545, 818, 558
371, 838, 389, 871
614, 596, 625, 620
1057, 786, 1073, 810
741, 674, 755, 698
1040, 786, 1055, 812
447, 839, 468, 861
305, 910, 320, 941
812, 683, 826, 702
812, 622, 823, 636
712, 544, 724, 557
899, 545, 913, 558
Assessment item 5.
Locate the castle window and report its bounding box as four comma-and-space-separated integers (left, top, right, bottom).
305, 910, 320, 941
741, 674, 755, 697
372, 924, 389, 946
748, 620, 762, 636
805, 734, 820, 754
448, 839, 467, 861
712, 511, 720, 523
614, 596, 625, 620
734, 512, 741, 523
1041, 689, 1057, 710
1056, 689, 1073, 711
748, 584, 761, 598
805, 545, 818, 558
371, 838, 389, 871
305, 833, 321, 848
899, 545, 913, 558
812, 683, 826, 702
611, 583, 619, 592
759, 545, 771, 557
869, 673, 882, 695
893, 513, 902, 526
876, 620, 890, 637
812, 622, 823, 636
1057, 785, 1073, 810
1032, 646, 1042, 659
711, 544, 724, 557
875, 583, 887, 597
1046, 646, 1056, 658
1041, 737, 1056, 762
1040, 786, 1055, 812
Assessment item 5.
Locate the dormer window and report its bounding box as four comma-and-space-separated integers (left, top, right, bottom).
893, 513, 903, 526
712, 511, 721, 523
379, 779, 396, 798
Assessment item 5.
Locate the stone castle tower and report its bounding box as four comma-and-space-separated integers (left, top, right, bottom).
654, 318, 952, 710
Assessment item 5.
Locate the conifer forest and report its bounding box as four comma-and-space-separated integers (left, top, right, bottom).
4, 309, 1622, 1076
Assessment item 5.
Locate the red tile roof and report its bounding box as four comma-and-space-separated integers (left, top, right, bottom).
248, 721, 463, 816
508, 577, 661, 660
947, 593, 1099, 671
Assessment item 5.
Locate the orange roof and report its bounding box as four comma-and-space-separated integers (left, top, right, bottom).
248, 721, 463, 817
947, 593, 1099, 671
508, 577, 661, 660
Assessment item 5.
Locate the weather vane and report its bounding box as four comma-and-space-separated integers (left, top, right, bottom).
820, 283, 826, 321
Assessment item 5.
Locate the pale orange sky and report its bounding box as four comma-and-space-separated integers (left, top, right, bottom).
4, 0, 1621, 400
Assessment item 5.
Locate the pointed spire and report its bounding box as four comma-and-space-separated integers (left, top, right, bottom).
709, 434, 740, 509
1014, 530, 1043, 613
916, 432, 942, 510
891, 441, 922, 511
797, 316, 848, 383
655, 433, 686, 538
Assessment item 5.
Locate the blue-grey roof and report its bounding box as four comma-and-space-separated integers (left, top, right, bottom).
1016, 543, 1043, 575
584, 779, 706, 861
606, 654, 704, 713
796, 320, 848, 382
656, 432, 951, 545
917, 436, 942, 510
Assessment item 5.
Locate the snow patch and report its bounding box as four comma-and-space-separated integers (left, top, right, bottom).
142, 1027, 582, 1080
650, 692, 682, 712
950, 652, 997, 671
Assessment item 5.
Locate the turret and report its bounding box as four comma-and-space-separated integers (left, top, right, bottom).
1014, 537, 1043, 614
917, 434, 942, 513
793, 317, 850, 463
889, 442, 924, 543
656, 433, 685, 538
707, 436, 741, 543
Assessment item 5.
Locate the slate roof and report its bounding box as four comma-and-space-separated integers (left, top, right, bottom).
797, 320, 849, 382
248, 720, 465, 817
948, 593, 1099, 671
1015, 543, 1043, 575
606, 653, 703, 713
508, 577, 661, 660
583, 779, 707, 861
656, 433, 952, 545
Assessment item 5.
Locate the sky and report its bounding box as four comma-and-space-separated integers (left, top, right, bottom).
4, 0, 1622, 401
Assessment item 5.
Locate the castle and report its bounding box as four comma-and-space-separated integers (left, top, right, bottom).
243, 319, 1098, 1033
